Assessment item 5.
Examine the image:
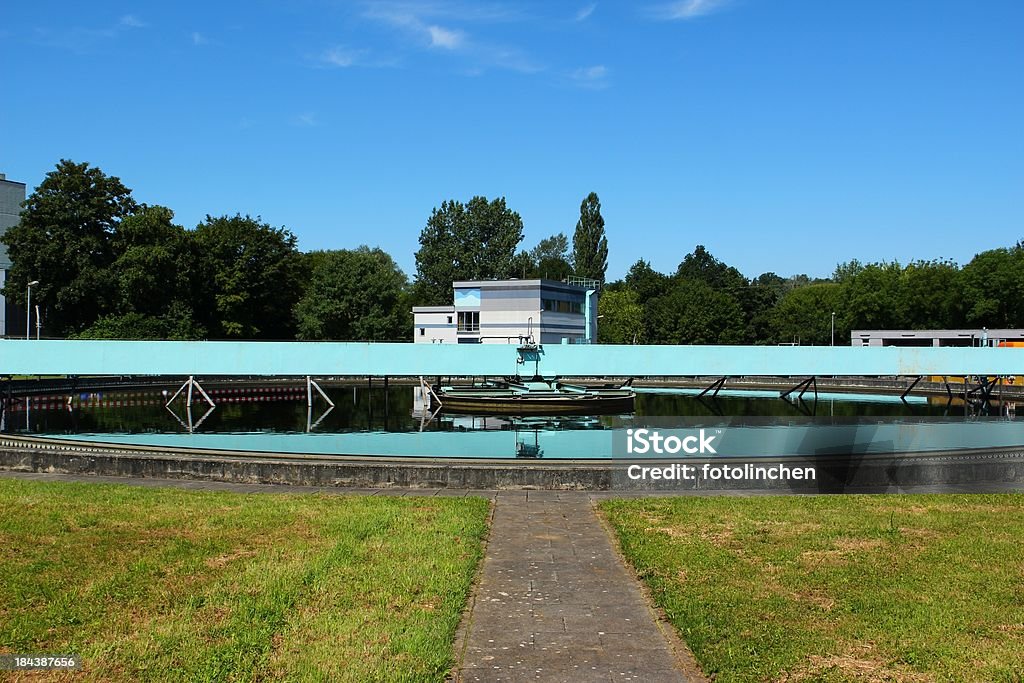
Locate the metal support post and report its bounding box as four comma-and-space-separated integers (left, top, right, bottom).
900, 376, 922, 401
165, 376, 215, 409
781, 376, 817, 401
698, 376, 728, 398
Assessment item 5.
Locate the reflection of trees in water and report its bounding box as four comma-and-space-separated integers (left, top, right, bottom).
18, 385, 419, 435
14, 386, 946, 436
633, 393, 944, 419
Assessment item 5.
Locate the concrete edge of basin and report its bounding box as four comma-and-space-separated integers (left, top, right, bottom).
0, 435, 1022, 492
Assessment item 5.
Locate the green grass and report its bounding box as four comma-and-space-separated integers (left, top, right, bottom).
601, 495, 1024, 683
0, 479, 490, 682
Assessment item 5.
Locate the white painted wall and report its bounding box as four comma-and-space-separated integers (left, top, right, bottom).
413, 309, 458, 344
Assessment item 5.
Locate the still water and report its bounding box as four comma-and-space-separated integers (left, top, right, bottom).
3, 383, 1018, 459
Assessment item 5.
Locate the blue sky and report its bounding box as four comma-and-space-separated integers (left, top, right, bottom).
2, 0, 1021, 281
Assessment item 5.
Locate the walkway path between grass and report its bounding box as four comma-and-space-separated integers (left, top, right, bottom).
455, 491, 702, 682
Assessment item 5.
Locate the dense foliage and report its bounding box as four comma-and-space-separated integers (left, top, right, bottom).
3, 160, 1021, 343
413, 196, 524, 305
3, 160, 138, 336
598, 248, 1024, 345
295, 248, 410, 341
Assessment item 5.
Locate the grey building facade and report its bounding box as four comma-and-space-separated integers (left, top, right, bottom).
413, 279, 599, 345
0, 173, 27, 337
851, 329, 1024, 347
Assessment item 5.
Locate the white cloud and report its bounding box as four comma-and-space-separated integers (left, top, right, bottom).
360, 1, 541, 73
575, 4, 596, 21
571, 64, 609, 88
362, 1, 523, 25
651, 0, 730, 20
427, 25, 463, 49
294, 112, 317, 127
191, 31, 207, 45
320, 46, 358, 66
119, 14, 147, 28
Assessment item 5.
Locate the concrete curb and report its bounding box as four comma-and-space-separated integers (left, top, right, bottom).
0, 435, 1022, 491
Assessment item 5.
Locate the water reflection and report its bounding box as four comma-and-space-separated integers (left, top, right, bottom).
2, 382, 1019, 459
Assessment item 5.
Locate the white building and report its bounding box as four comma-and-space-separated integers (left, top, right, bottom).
413, 279, 599, 344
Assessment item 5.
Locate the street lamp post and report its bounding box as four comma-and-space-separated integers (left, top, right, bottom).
831, 311, 836, 347
26, 281, 39, 341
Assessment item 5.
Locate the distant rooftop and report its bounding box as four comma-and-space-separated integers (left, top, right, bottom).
452, 278, 597, 291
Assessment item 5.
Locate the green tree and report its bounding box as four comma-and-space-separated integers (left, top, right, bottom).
571, 192, 608, 283
530, 233, 569, 263
770, 283, 848, 345
529, 233, 573, 280
78, 309, 201, 340
740, 280, 780, 344
1, 159, 138, 336
832, 259, 865, 284
844, 262, 902, 331
624, 259, 669, 304
675, 246, 774, 343
295, 247, 410, 341
77, 205, 204, 339
192, 214, 304, 339
509, 251, 535, 279
961, 246, 1024, 328
645, 279, 746, 345
751, 272, 787, 299
675, 245, 747, 292
896, 260, 964, 329
597, 289, 645, 344
413, 196, 524, 305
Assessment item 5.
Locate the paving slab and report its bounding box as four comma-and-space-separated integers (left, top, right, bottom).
455, 494, 701, 682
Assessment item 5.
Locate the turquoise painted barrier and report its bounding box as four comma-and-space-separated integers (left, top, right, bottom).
2, 339, 1022, 377
49, 420, 1024, 459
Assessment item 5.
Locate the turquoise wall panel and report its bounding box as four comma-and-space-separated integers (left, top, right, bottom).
2, 340, 1022, 377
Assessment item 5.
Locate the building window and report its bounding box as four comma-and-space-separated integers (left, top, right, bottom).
542, 298, 583, 315
419, 328, 425, 336
447, 316, 453, 324
457, 311, 480, 332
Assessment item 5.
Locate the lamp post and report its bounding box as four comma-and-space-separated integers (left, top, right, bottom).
26, 281, 39, 341
831, 311, 836, 347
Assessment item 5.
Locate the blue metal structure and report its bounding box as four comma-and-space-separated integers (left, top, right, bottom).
1, 339, 1022, 377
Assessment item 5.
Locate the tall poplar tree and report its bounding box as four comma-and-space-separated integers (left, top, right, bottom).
571, 192, 608, 284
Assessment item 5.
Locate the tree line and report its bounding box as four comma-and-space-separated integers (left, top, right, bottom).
4, 160, 1020, 343
0, 161, 609, 340
598, 248, 1024, 345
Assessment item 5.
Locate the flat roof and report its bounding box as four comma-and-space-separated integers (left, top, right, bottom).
453, 279, 590, 293
853, 329, 1024, 338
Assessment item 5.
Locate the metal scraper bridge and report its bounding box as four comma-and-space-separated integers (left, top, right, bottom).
2, 339, 1019, 379
1, 338, 1017, 404
2, 339, 1023, 490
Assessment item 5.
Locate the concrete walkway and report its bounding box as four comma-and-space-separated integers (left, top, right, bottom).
455, 491, 701, 682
